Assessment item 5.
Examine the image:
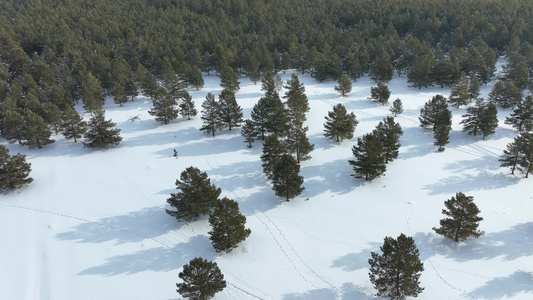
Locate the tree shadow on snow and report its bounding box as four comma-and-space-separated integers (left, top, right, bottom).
397, 127, 435, 160
122, 126, 201, 148
79, 234, 214, 276
422, 171, 520, 195
56, 206, 182, 245
468, 270, 533, 299
152, 134, 244, 158
414, 223, 533, 262
282, 283, 373, 300
330, 243, 381, 272
300, 158, 363, 197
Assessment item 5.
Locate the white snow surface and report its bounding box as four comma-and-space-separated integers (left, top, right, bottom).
1, 72, 532, 300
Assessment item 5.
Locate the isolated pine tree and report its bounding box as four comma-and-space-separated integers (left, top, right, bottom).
199, 93, 223, 136
433, 192, 484, 242
179, 93, 198, 120
166, 166, 222, 222
208, 197, 251, 253
261, 134, 287, 180
60, 105, 87, 143
323, 103, 358, 142
285, 124, 314, 163
22, 110, 54, 149
479, 102, 498, 139
250, 97, 269, 140
218, 89, 243, 130
390, 98, 404, 117
241, 119, 257, 148
272, 154, 305, 201
370, 81, 391, 106
0, 145, 33, 191
334, 74, 352, 97
369, 233, 424, 300
177, 257, 226, 300
517, 132, 533, 178
149, 87, 179, 124
448, 75, 470, 108
505, 95, 533, 131
419, 94, 451, 132
499, 133, 527, 175
348, 133, 386, 181
83, 110, 122, 148
373, 116, 403, 163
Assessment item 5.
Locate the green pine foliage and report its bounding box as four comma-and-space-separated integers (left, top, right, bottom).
479, 102, 499, 139
241, 119, 258, 148
260, 134, 287, 180
218, 89, 243, 131
505, 95, 533, 131
489, 80, 523, 109
284, 74, 309, 126
390, 98, 404, 117
264, 95, 290, 137
0, 145, 33, 191
83, 110, 122, 148
460, 97, 498, 140
199, 93, 224, 136
2, 109, 25, 144
60, 105, 87, 143
285, 124, 314, 163
370, 81, 391, 106
369, 233, 424, 300
448, 75, 470, 108
250, 97, 269, 140
149, 87, 179, 124
348, 133, 386, 181
81, 73, 104, 114
166, 166, 222, 222
468, 75, 481, 101
334, 74, 352, 97
372, 116, 403, 163
219, 64, 240, 93
208, 197, 251, 253
433, 192, 484, 242
419, 94, 451, 132
272, 154, 305, 201
177, 257, 226, 300
178, 93, 198, 120
500, 132, 533, 177
22, 110, 54, 149
323, 103, 358, 142
433, 122, 451, 152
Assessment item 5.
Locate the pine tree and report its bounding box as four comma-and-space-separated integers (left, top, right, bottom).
199, 93, 223, 136
219, 64, 240, 93
264, 95, 290, 137
419, 94, 451, 132
179, 93, 198, 120
166, 166, 222, 222
448, 75, 470, 108
468, 75, 480, 101
81, 73, 104, 114
136, 65, 159, 100
2, 109, 25, 144
272, 154, 305, 201
149, 87, 179, 124
0, 145, 33, 191
479, 102, 499, 139
390, 98, 404, 117
499, 133, 527, 175
323, 103, 358, 142
517, 132, 533, 178
177, 257, 226, 300
373, 117, 403, 163
369, 233, 424, 300
408, 53, 434, 89
285, 124, 314, 163
22, 110, 54, 149
60, 105, 87, 143
43, 102, 62, 134
505, 95, 533, 131
261, 70, 278, 98
489, 81, 523, 109
370, 50, 393, 82
208, 197, 251, 253
370, 81, 391, 106
250, 97, 269, 140
83, 110, 122, 148
433, 192, 484, 242
460, 98, 485, 137
433, 122, 451, 152
261, 134, 287, 180
334, 74, 352, 97
218, 89, 243, 130
241, 119, 257, 148
348, 133, 386, 181
284, 74, 309, 126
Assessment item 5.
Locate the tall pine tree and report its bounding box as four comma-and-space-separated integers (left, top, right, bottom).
372, 117, 403, 163
60, 105, 87, 143
199, 93, 223, 136
149, 87, 179, 125
433, 192, 484, 242
208, 197, 251, 253
348, 133, 386, 181
272, 154, 305, 201
323, 103, 358, 142
83, 110, 122, 148
0, 145, 33, 191
505, 95, 533, 131
218, 89, 243, 131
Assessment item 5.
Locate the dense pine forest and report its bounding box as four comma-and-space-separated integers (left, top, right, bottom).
1, 0, 533, 143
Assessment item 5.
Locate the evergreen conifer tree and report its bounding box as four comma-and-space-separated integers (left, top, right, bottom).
166, 166, 222, 222
323, 103, 358, 142
370, 81, 391, 106
250, 97, 269, 140
219, 64, 240, 93
284, 74, 309, 126
22, 110, 54, 149
83, 110, 122, 148
372, 117, 403, 163
468, 75, 480, 101
60, 105, 87, 143
218, 89, 243, 130
433, 122, 451, 152
517, 132, 533, 178
479, 102, 499, 139
261, 71, 278, 98
208, 197, 251, 253
178, 93, 198, 120
264, 95, 290, 137
177, 257, 226, 300
334, 74, 352, 97
261, 134, 287, 180
241, 119, 258, 148
199, 93, 223, 136
505, 95, 533, 131
390, 98, 404, 117
285, 124, 314, 163
272, 154, 305, 201
2, 109, 25, 144
81, 73, 104, 114
460, 98, 485, 136
419, 94, 451, 132
149, 87, 180, 124
369, 234, 424, 300
499, 133, 528, 175
370, 50, 393, 82
433, 192, 484, 242
489, 81, 523, 109
348, 133, 386, 181
0, 145, 33, 191
448, 75, 470, 108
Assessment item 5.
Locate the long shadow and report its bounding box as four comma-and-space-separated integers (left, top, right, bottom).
422, 171, 520, 195
330, 243, 380, 272
79, 235, 214, 276
56, 206, 180, 245
153, 134, 245, 158
300, 158, 362, 198
414, 223, 533, 262
340, 282, 374, 300
397, 126, 435, 160
123, 126, 200, 148
468, 270, 533, 299
282, 288, 338, 300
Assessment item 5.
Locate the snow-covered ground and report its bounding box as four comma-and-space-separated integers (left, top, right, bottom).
1, 72, 532, 300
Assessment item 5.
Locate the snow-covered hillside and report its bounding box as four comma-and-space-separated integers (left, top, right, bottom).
1, 72, 532, 300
